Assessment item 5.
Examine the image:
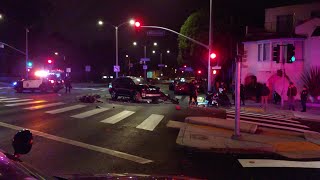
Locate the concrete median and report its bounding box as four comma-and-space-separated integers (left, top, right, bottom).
185, 116, 258, 134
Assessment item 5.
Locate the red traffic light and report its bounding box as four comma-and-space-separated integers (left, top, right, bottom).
183, 65, 187, 68
197, 70, 202, 74
213, 70, 217, 74
47, 59, 53, 64
210, 53, 217, 59
135, 21, 141, 27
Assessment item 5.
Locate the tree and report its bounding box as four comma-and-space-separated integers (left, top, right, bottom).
178, 10, 209, 68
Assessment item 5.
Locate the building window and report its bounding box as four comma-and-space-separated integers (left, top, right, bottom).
258, 43, 270, 61
276, 15, 293, 34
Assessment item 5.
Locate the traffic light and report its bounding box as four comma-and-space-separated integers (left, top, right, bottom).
47, 59, 53, 64
273, 45, 280, 63
27, 61, 33, 68
287, 44, 295, 63
213, 70, 217, 75
135, 21, 141, 27
197, 70, 202, 74
210, 53, 217, 59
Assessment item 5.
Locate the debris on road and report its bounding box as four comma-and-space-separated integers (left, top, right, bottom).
78, 94, 103, 103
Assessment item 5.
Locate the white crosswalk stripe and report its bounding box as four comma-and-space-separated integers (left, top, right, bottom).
226, 110, 315, 133
5, 100, 47, 107
136, 114, 164, 131
0, 98, 20, 101
1, 99, 33, 103
100, 110, 135, 124
24, 102, 65, 110
71, 108, 110, 119
46, 104, 86, 114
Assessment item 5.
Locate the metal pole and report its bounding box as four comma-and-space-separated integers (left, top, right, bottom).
281, 45, 285, 108
115, 26, 119, 78
25, 28, 29, 78
208, 0, 213, 92
144, 45, 147, 79
160, 53, 163, 75
234, 56, 241, 137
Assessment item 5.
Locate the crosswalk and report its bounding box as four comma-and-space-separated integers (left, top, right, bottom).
0, 96, 165, 132
225, 109, 315, 133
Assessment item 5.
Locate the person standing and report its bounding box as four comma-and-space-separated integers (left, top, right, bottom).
300, 85, 308, 112
188, 80, 198, 106
261, 83, 270, 110
65, 76, 72, 93
240, 84, 245, 105
287, 82, 297, 111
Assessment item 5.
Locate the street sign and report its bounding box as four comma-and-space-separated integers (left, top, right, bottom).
147, 30, 165, 36
66, 68, 71, 73
85, 65, 91, 72
113, 65, 120, 72
212, 66, 222, 70
140, 58, 150, 62
158, 64, 165, 67
143, 65, 148, 70
0, 43, 4, 48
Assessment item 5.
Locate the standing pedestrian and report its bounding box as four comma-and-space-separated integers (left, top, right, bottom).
65, 76, 72, 93
300, 85, 308, 112
188, 80, 198, 106
261, 83, 270, 110
287, 82, 297, 111
240, 84, 245, 105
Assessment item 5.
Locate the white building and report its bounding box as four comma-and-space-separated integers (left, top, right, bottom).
242, 2, 320, 100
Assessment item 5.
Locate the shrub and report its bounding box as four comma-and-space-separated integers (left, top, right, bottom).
301, 66, 320, 98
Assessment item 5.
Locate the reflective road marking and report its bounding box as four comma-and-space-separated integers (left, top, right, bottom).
5, 100, 47, 107
2, 99, 33, 103
71, 108, 109, 119
239, 159, 320, 168
46, 104, 86, 114
24, 102, 65, 110
100, 110, 135, 124
136, 114, 164, 131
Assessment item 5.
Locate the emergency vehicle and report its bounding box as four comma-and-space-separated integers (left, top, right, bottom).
13, 70, 64, 93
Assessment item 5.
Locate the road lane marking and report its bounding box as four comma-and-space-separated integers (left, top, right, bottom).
0, 121, 153, 164
100, 110, 135, 124
226, 118, 316, 133
71, 108, 110, 119
239, 159, 320, 168
136, 114, 164, 131
226, 114, 309, 128
45, 104, 86, 114
5, 100, 47, 107
2, 99, 33, 103
0, 98, 20, 101
24, 102, 65, 110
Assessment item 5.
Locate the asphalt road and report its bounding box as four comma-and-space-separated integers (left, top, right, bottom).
0, 84, 319, 179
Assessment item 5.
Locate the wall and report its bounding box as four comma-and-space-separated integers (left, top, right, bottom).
265, 2, 320, 32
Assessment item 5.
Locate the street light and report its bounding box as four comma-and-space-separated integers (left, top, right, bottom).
153, 42, 158, 46
97, 18, 136, 78
166, 50, 170, 54
125, 54, 129, 58
152, 50, 156, 54
0, 14, 3, 20
133, 42, 137, 46
54, 52, 59, 55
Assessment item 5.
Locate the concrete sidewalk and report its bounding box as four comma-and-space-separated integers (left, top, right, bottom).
167, 117, 320, 159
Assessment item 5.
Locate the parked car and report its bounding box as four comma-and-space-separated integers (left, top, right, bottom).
109, 76, 161, 102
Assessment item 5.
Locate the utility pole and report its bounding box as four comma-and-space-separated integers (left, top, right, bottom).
208, 0, 213, 92
232, 44, 241, 139
281, 44, 285, 108
115, 26, 119, 78
144, 45, 147, 79
25, 28, 29, 78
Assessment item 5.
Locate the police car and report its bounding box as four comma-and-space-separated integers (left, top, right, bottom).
13, 70, 64, 93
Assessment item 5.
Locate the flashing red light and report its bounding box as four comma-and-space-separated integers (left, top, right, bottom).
197, 70, 202, 74
210, 53, 217, 59
213, 70, 217, 74
135, 22, 141, 27
47, 59, 53, 64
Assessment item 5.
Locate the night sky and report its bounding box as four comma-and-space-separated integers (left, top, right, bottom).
0, 0, 315, 79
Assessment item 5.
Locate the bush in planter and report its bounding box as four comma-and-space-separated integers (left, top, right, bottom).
301, 66, 320, 101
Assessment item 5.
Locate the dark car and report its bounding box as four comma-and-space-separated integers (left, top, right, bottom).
109, 76, 161, 102
174, 82, 190, 95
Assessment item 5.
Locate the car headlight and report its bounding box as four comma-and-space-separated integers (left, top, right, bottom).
12, 82, 17, 86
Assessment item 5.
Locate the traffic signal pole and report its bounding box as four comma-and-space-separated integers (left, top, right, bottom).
208, 0, 213, 92
25, 28, 29, 79
281, 44, 285, 108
